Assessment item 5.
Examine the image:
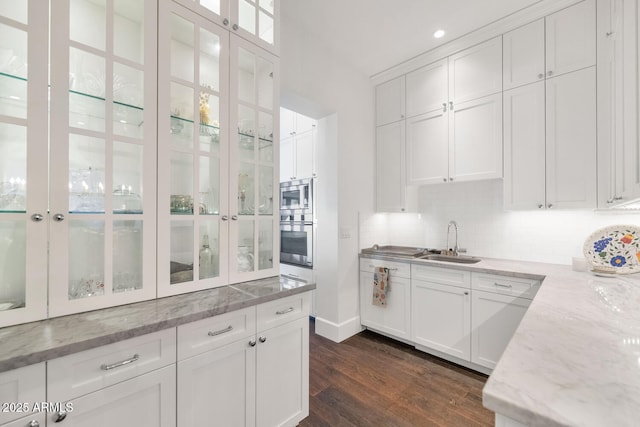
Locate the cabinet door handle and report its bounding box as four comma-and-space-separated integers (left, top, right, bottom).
232, 23, 239, 31
276, 307, 294, 315
259, 336, 267, 343
464, 291, 469, 295
249, 339, 256, 347
223, 18, 229, 26
442, 102, 447, 112
100, 354, 139, 371
53, 410, 67, 423
231, 215, 238, 220
494, 282, 513, 289
221, 215, 229, 221
547, 70, 553, 77
208, 325, 233, 337
53, 213, 65, 222
449, 101, 453, 110
31, 213, 44, 222
538, 73, 544, 79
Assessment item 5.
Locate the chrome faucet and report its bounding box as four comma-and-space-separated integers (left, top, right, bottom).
446, 220, 459, 256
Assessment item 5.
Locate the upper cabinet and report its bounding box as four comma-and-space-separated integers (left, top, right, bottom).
375, 76, 405, 126
504, 0, 596, 91
503, 0, 597, 210
158, 1, 279, 297
174, 0, 278, 54
405, 37, 503, 186
598, 0, 640, 208
0, 0, 159, 326
280, 108, 316, 182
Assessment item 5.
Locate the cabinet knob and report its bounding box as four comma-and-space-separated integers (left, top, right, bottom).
449, 177, 454, 182
223, 18, 229, 26
614, 196, 624, 201
449, 101, 453, 110
547, 70, 553, 77
53, 410, 67, 423
53, 213, 65, 222
221, 215, 229, 221
547, 203, 553, 209
259, 336, 267, 343
538, 204, 544, 209
31, 213, 44, 222
232, 23, 239, 31
607, 199, 614, 204
442, 102, 447, 112
231, 215, 238, 220
464, 291, 469, 295
538, 73, 544, 79
442, 178, 447, 182
28, 421, 40, 427
249, 339, 256, 347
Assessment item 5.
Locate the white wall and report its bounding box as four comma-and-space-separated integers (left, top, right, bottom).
280, 14, 374, 341
360, 179, 640, 266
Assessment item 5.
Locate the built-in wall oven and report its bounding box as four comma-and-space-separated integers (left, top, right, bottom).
280, 178, 315, 268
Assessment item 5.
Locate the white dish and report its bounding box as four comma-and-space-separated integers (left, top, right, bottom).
583, 224, 640, 275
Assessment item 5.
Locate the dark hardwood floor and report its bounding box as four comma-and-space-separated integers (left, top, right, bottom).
300, 319, 494, 427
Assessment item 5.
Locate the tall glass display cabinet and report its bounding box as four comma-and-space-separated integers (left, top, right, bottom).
0, 0, 158, 326
0, 2, 49, 327
158, 0, 279, 297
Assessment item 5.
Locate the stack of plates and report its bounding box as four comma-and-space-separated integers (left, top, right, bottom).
583, 225, 640, 276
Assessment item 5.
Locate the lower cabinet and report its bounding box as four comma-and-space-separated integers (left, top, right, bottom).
411, 268, 471, 361
359, 259, 411, 341
177, 292, 310, 427
471, 290, 531, 369
0, 363, 45, 426
50, 365, 176, 427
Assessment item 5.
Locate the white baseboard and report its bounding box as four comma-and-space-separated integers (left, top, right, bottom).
314, 315, 364, 343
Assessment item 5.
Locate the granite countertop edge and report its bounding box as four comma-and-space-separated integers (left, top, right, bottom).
0, 276, 316, 373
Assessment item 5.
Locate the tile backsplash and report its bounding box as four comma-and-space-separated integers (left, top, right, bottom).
360, 180, 640, 265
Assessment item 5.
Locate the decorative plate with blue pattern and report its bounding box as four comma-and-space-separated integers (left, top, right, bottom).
583, 225, 640, 274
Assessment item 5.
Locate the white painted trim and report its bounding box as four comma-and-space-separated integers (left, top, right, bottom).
314, 315, 364, 343
371, 0, 584, 85
414, 344, 492, 376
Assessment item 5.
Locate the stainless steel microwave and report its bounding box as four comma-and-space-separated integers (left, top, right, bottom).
280, 178, 314, 217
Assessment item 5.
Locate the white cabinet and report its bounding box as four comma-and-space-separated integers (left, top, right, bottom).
48, 366, 176, 427
405, 37, 503, 186
0, 0, 159, 326
177, 293, 310, 427
376, 76, 405, 126
503, 0, 597, 210
471, 273, 540, 369
545, 67, 597, 209
504, 70, 597, 210
280, 109, 316, 182
173, 0, 278, 54
47, 329, 177, 426
599, 0, 640, 207
359, 259, 411, 341
546, 0, 597, 78
158, 1, 280, 297
256, 315, 309, 427
411, 265, 471, 361
0, 363, 45, 426
1, 413, 46, 427
376, 121, 415, 212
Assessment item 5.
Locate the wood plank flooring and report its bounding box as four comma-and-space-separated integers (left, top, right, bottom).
300, 319, 494, 427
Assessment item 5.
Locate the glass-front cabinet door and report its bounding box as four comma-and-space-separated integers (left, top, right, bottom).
0, 2, 48, 327
229, 36, 278, 283
158, 1, 230, 297
48, 0, 158, 317
174, 0, 278, 54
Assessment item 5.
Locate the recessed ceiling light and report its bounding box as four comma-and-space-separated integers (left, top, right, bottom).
433, 29, 445, 39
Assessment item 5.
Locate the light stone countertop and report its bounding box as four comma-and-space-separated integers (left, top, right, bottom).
0, 275, 315, 373
360, 253, 640, 427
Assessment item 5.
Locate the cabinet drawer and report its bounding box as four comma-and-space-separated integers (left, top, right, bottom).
360, 258, 411, 278
411, 265, 471, 289
0, 363, 45, 425
472, 273, 541, 299
47, 328, 176, 402
257, 292, 311, 332
177, 307, 256, 361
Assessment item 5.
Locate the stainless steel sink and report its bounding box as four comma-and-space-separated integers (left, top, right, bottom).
420, 254, 481, 264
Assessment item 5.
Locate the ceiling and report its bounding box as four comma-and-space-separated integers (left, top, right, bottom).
280, 0, 545, 77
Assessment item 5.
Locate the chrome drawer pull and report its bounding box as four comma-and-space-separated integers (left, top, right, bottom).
208, 325, 233, 337
276, 307, 294, 315
100, 354, 140, 371
494, 282, 513, 288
